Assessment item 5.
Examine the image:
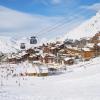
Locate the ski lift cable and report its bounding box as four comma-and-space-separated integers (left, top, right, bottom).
35, 18, 75, 36
36, 16, 73, 34
39, 18, 81, 40
38, 15, 81, 35
35, 9, 81, 35
6, 42, 20, 53
35, 10, 90, 37
36, 17, 85, 37
44, 13, 88, 35
42, 10, 91, 34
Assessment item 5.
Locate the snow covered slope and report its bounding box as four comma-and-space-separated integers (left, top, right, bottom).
1, 11, 100, 53
0, 36, 18, 53
0, 57, 100, 100
66, 11, 100, 40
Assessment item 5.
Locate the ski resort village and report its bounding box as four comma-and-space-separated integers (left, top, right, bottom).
0, 1, 100, 100
0, 32, 100, 77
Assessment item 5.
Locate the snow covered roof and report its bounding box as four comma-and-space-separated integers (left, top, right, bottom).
50, 47, 56, 49
20, 51, 27, 56
64, 57, 72, 61
29, 54, 37, 58
39, 65, 48, 73
48, 53, 55, 57
27, 65, 48, 74
97, 43, 100, 46
67, 46, 79, 50
33, 61, 41, 64
48, 63, 63, 68
43, 53, 55, 58
82, 48, 91, 51
86, 43, 94, 48
66, 11, 100, 40
14, 64, 27, 74
59, 49, 65, 52
26, 67, 36, 73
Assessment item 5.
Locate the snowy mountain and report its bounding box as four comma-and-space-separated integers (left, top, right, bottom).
0, 36, 18, 53
0, 36, 45, 53
65, 11, 100, 40
0, 12, 100, 53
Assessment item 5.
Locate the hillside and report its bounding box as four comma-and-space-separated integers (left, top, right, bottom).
0, 12, 100, 53
66, 12, 100, 40
0, 36, 18, 53
0, 57, 100, 100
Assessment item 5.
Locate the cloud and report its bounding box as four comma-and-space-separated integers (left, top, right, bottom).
33, 0, 64, 6
0, 5, 58, 36
51, 0, 61, 5
0, 5, 85, 41
81, 3, 100, 12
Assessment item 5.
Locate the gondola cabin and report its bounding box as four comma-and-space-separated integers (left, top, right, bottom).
20, 43, 25, 49
30, 36, 37, 44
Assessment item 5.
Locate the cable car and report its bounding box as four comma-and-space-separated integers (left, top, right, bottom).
20, 43, 25, 49
30, 36, 37, 44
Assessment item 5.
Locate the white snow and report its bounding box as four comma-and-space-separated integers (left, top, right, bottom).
97, 43, 100, 46
65, 11, 100, 40
0, 11, 100, 100
26, 65, 36, 74
86, 43, 94, 48
0, 12, 100, 54
0, 57, 100, 100
0, 36, 18, 53
64, 57, 71, 61
82, 47, 91, 51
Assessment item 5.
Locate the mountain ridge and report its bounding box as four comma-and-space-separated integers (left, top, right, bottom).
0, 12, 100, 53
65, 11, 100, 40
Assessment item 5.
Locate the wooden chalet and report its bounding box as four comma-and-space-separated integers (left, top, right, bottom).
15, 56, 22, 63
21, 53, 29, 61
28, 54, 40, 61
7, 54, 17, 64
93, 43, 100, 56
91, 32, 100, 44
42, 54, 56, 64
25, 63, 48, 76
42, 46, 51, 54
64, 57, 74, 65
81, 48, 94, 61
26, 48, 35, 54
64, 47, 81, 58
50, 46, 59, 55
